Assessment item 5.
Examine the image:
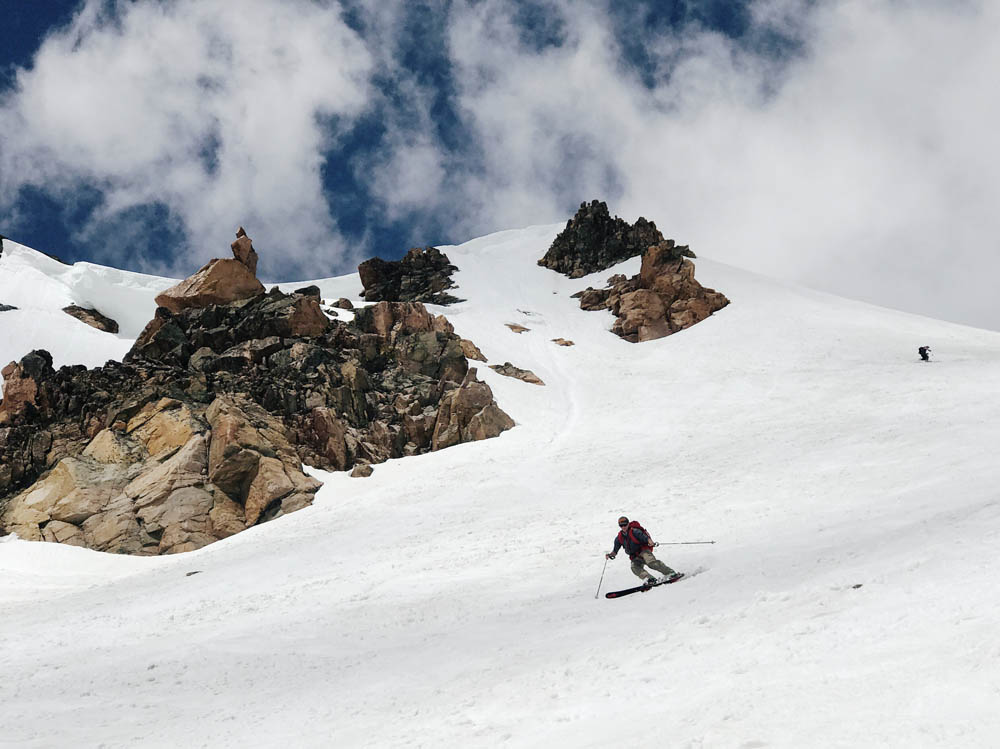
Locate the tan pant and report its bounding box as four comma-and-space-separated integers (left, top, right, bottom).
631, 550, 675, 581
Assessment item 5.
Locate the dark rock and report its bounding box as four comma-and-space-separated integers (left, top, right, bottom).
332, 298, 354, 310
358, 247, 464, 305
63, 305, 120, 334
0, 304, 17, 313
294, 285, 321, 298
538, 200, 665, 278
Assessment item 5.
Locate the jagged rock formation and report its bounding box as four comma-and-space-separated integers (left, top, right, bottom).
155, 229, 266, 313
538, 200, 664, 278
489, 362, 544, 386
572, 240, 729, 342
0, 231, 513, 554
358, 247, 463, 305
63, 305, 120, 334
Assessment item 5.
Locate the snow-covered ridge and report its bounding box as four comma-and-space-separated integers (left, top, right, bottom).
3, 225, 1000, 747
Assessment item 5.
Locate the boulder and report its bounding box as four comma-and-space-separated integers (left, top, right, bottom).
63, 305, 120, 334
0, 350, 54, 425
460, 339, 487, 362
230, 227, 259, 275
489, 362, 545, 386
155, 258, 264, 313
431, 369, 515, 450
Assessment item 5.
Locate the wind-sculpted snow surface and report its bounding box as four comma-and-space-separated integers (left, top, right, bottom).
3, 225, 1000, 746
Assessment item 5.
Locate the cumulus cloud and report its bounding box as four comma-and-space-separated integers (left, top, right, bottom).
0, 0, 373, 277
3, 0, 999, 329
368, 0, 1000, 329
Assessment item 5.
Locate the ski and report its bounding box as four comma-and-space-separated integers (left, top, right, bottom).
605, 573, 685, 598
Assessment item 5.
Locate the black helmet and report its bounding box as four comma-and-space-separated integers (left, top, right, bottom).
618, 516, 629, 527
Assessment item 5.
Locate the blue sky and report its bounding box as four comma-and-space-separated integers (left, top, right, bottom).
1, 1, 999, 330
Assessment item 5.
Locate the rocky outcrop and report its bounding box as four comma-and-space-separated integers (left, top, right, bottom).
430, 369, 515, 450
505, 324, 530, 334
551, 338, 574, 347
0, 282, 513, 553
358, 247, 463, 305
156, 229, 267, 314
0, 304, 17, 313
572, 240, 729, 343
460, 339, 487, 362
230, 227, 259, 275
63, 305, 120, 334
489, 363, 544, 386
333, 298, 354, 310
538, 200, 664, 278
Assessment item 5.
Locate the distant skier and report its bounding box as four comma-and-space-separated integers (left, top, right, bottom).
605, 516, 681, 585
918, 346, 931, 362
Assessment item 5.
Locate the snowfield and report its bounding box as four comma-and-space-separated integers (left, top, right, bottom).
2, 226, 1000, 748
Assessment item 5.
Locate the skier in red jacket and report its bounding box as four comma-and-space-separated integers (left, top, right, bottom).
606, 516, 681, 585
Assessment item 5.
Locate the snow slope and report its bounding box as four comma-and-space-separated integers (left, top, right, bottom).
0, 240, 178, 386
2, 226, 1000, 748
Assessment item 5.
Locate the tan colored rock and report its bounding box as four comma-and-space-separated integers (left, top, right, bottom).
209, 493, 247, 538
82, 494, 142, 553
551, 338, 575, 347
83, 429, 140, 464
41, 520, 86, 547
614, 289, 671, 342
244, 457, 295, 525
333, 298, 354, 310
505, 323, 530, 334
489, 362, 545, 386
351, 464, 373, 478
230, 227, 259, 275
460, 339, 487, 361
125, 434, 208, 507
431, 369, 514, 450
285, 296, 330, 337
2, 457, 129, 529
155, 258, 264, 314
62, 305, 119, 334
126, 399, 202, 457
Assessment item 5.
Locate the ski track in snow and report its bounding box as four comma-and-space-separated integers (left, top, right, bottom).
2, 226, 1000, 747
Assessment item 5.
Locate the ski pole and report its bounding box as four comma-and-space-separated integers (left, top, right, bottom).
595, 557, 609, 599
654, 541, 715, 546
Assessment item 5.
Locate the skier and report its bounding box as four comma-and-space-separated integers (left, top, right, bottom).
605, 516, 681, 585
918, 346, 931, 362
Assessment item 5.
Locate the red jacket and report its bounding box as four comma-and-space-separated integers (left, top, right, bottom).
612, 521, 654, 559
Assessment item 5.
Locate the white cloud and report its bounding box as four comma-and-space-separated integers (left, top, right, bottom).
0, 0, 373, 278
370, 0, 1000, 329
3, 0, 999, 329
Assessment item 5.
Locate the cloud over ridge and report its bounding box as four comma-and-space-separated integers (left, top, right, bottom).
2, 0, 999, 328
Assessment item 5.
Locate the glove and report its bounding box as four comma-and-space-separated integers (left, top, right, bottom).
605, 553, 616, 560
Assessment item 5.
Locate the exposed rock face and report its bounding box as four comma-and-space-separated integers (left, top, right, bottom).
333, 298, 354, 310
230, 227, 259, 275
430, 369, 515, 450
0, 286, 513, 553
156, 258, 265, 314
573, 240, 729, 343
358, 247, 463, 305
505, 324, 530, 334
63, 305, 120, 334
489, 362, 545, 386
538, 200, 664, 278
